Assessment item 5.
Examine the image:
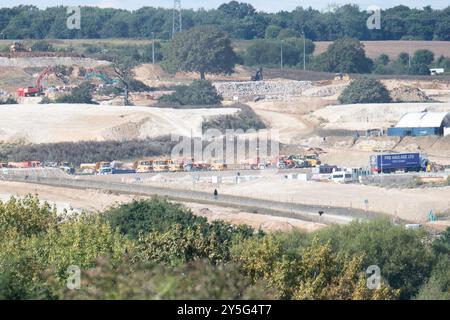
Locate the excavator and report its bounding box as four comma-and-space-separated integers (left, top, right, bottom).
16, 66, 67, 97
9, 42, 31, 53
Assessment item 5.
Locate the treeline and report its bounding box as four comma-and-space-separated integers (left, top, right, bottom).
0, 138, 175, 165
0, 3, 449, 41
1, 195, 448, 299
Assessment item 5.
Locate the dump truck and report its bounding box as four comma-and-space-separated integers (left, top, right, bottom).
304, 155, 321, 167
210, 160, 227, 171
370, 153, 428, 174
110, 161, 136, 174
168, 160, 184, 172
80, 163, 97, 174
60, 162, 75, 175
96, 161, 112, 174
153, 159, 169, 172
135, 160, 153, 173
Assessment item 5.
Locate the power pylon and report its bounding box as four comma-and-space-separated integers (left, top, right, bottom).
172, 0, 182, 38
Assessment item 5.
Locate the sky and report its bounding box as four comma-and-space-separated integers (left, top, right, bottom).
0, 0, 447, 12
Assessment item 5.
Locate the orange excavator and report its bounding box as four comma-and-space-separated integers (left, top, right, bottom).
16, 67, 66, 97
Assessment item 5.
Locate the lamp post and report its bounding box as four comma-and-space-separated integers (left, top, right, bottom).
280, 40, 283, 69
151, 32, 155, 64
302, 26, 306, 71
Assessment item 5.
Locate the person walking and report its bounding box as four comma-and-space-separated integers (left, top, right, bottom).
213, 189, 218, 200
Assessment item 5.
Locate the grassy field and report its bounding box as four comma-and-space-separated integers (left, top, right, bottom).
1, 39, 449, 60
314, 40, 450, 59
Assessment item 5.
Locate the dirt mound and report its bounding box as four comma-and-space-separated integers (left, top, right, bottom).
0, 104, 239, 144
310, 102, 450, 131
353, 136, 399, 151
0, 57, 110, 69
390, 86, 432, 102
302, 84, 346, 98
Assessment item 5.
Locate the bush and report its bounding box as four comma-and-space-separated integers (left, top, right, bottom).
55, 82, 97, 104
339, 78, 391, 104
0, 97, 18, 104
0, 137, 175, 165
203, 104, 266, 133
127, 79, 153, 92
314, 219, 433, 299
159, 80, 222, 106
31, 41, 55, 52
104, 198, 206, 239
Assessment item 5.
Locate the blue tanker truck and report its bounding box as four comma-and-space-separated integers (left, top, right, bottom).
370, 153, 428, 174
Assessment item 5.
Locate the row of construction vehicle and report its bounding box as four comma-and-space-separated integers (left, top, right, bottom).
2, 153, 322, 176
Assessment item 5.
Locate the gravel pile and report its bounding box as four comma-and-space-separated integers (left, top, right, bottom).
214, 80, 313, 99
390, 86, 432, 102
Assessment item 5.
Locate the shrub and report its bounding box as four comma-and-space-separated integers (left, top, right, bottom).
104, 198, 206, 239
339, 78, 391, 104
0, 97, 18, 104
159, 80, 222, 106
31, 41, 55, 52
0, 137, 175, 165
203, 104, 266, 132
127, 79, 153, 92
55, 82, 97, 104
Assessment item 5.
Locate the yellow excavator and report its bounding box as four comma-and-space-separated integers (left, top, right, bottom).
334, 73, 350, 81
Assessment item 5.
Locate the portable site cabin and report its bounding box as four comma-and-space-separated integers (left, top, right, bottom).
387, 112, 450, 137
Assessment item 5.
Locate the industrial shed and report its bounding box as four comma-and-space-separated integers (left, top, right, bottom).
388, 112, 450, 137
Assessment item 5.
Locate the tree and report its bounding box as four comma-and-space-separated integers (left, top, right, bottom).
339, 78, 391, 104
218, 1, 256, 18
314, 38, 373, 73
111, 57, 136, 106
409, 49, 434, 75
55, 259, 273, 300
161, 26, 238, 80
244, 38, 314, 67
265, 25, 282, 39
315, 220, 434, 299
232, 235, 399, 300
277, 28, 299, 39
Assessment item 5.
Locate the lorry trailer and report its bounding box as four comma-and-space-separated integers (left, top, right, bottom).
370, 153, 428, 174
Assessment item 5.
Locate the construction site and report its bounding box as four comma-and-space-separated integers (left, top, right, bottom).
1, 0, 450, 303
1, 40, 450, 233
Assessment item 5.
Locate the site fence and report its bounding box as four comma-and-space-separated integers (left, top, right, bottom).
0, 168, 382, 225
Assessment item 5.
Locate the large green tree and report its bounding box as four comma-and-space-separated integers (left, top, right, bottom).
314, 37, 373, 73
161, 26, 238, 79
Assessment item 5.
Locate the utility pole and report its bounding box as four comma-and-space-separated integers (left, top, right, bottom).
151, 32, 155, 64
280, 40, 283, 69
302, 26, 306, 71
172, 0, 182, 38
